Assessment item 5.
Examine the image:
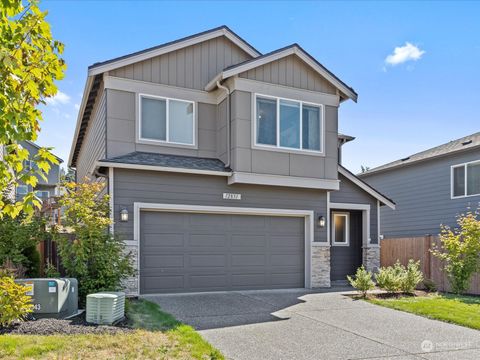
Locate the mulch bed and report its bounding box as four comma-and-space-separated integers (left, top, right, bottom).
0, 313, 133, 335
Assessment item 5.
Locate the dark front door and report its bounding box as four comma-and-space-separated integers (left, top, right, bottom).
330, 209, 363, 281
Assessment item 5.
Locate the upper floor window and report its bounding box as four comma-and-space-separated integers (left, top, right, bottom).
16, 185, 28, 195
139, 94, 195, 146
452, 160, 480, 198
255, 94, 324, 154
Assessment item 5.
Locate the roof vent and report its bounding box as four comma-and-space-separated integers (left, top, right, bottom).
401, 157, 410, 161
462, 140, 473, 146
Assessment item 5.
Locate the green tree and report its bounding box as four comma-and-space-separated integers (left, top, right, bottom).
0, 0, 65, 218
55, 182, 134, 304
432, 211, 480, 294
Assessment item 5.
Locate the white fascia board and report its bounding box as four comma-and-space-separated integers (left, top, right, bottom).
96, 161, 232, 177
338, 166, 396, 210
88, 28, 260, 77
228, 172, 340, 190
68, 75, 94, 167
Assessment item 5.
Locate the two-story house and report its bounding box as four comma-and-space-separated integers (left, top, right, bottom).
69, 26, 395, 295
15, 140, 63, 202
360, 132, 480, 238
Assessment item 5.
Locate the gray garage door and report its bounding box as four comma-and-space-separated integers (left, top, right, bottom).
140, 211, 305, 294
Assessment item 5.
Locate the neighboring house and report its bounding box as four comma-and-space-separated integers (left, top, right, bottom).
359, 132, 480, 238
15, 140, 63, 202
69, 26, 395, 295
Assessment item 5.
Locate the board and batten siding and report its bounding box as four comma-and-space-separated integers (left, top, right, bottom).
76, 87, 106, 182
330, 173, 379, 244
229, 90, 339, 179
113, 168, 329, 244
239, 54, 337, 95
109, 36, 252, 91
105, 89, 217, 159
362, 150, 480, 238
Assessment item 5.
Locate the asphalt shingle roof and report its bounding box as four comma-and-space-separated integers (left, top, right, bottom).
99, 152, 230, 173
360, 131, 480, 176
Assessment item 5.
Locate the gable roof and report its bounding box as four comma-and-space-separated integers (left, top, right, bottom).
88, 25, 261, 76
22, 140, 63, 163
359, 131, 480, 177
205, 44, 358, 102
338, 165, 396, 209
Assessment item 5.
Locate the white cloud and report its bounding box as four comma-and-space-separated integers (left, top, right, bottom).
74, 103, 80, 110
385, 42, 425, 66
45, 91, 71, 106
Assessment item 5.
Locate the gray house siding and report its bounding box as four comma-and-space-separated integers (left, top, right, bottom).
113, 168, 329, 244
229, 90, 338, 179
105, 89, 218, 160
76, 87, 106, 182
239, 54, 337, 95
331, 173, 378, 244
362, 150, 480, 238
110, 36, 252, 90
21, 141, 60, 187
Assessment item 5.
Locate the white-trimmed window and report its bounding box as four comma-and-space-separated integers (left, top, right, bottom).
254, 94, 324, 153
452, 160, 480, 198
332, 212, 350, 246
35, 190, 50, 199
139, 94, 195, 146
16, 185, 28, 195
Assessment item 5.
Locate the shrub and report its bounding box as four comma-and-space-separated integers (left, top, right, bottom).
55, 182, 134, 304
399, 260, 423, 293
347, 266, 375, 298
423, 278, 437, 293
0, 276, 33, 326
432, 211, 480, 294
375, 262, 404, 293
22, 245, 41, 278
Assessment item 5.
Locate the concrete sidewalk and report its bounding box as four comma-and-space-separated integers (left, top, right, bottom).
146, 289, 480, 360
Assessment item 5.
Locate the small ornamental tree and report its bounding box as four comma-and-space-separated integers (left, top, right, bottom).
54, 181, 134, 303
0, 0, 65, 218
432, 211, 480, 294
347, 266, 375, 298
0, 275, 33, 326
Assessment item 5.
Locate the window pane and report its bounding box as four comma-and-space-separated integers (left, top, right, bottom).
467, 162, 480, 196
280, 100, 300, 148
256, 97, 277, 145
141, 97, 166, 141
302, 105, 321, 151
17, 185, 28, 195
334, 215, 347, 243
169, 100, 194, 144
453, 166, 465, 197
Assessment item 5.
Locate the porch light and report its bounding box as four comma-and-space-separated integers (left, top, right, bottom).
120, 208, 129, 222
318, 215, 326, 228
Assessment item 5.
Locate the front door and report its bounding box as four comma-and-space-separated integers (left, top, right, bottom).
330, 210, 363, 281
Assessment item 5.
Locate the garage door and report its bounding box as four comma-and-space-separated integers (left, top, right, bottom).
140, 211, 305, 294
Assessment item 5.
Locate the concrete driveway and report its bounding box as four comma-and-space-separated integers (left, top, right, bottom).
146, 289, 480, 360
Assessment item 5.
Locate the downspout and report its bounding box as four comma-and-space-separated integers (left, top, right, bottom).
216, 81, 231, 169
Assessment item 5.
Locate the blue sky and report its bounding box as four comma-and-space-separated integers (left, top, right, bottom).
38, 0, 479, 172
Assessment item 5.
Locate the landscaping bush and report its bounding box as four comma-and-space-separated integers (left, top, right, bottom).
432, 210, 480, 294
347, 266, 375, 298
0, 275, 33, 326
399, 260, 423, 294
0, 215, 47, 277
54, 182, 134, 304
375, 261, 404, 293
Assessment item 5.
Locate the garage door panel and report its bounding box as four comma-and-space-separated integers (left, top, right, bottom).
140, 211, 304, 294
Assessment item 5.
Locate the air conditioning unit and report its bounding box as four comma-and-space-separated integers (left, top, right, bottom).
86, 292, 125, 325
15, 278, 79, 319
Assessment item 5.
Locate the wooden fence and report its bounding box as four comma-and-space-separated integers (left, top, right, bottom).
380, 236, 480, 295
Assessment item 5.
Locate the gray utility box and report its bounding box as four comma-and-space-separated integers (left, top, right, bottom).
15, 278, 78, 319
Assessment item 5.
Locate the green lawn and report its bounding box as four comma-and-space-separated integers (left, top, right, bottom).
368, 293, 480, 330
0, 299, 223, 360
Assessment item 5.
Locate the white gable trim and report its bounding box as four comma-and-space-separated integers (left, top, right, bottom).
88, 28, 260, 76
205, 46, 357, 102
338, 166, 396, 210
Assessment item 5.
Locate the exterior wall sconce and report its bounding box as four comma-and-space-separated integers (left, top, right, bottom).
120, 208, 129, 222
318, 215, 326, 228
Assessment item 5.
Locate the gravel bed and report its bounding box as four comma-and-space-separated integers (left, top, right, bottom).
0, 314, 133, 335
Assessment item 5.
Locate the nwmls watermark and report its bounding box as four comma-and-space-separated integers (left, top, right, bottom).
421, 339, 476, 352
